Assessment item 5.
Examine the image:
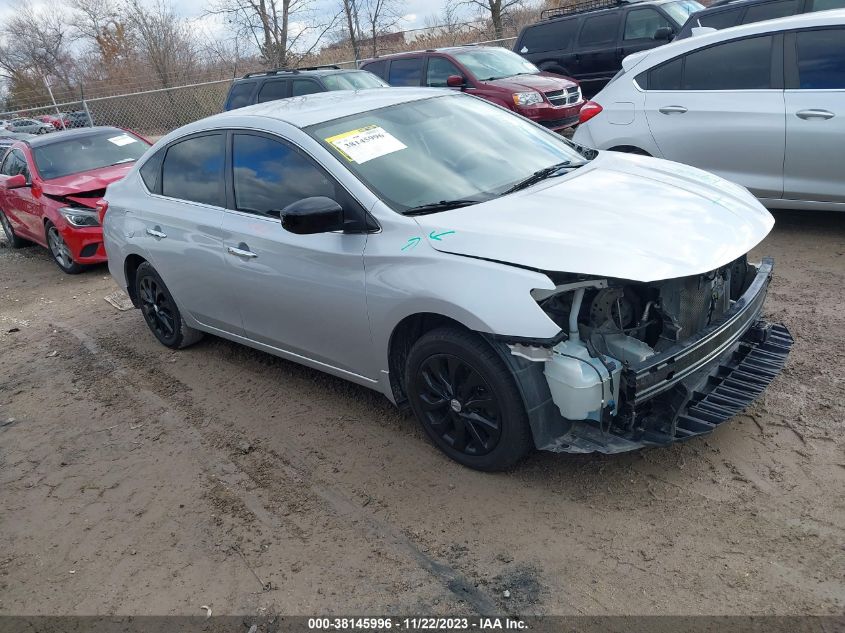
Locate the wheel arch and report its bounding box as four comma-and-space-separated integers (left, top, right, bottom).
124, 253, 149, 308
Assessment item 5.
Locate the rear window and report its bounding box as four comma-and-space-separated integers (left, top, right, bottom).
33, 131, 149, 180
258, 80, 288, 103
322, 71, 388, 90
519, 19, 578, 53
682, 35, 772, 90
578, 13, 621, 46
226, 82, 256, 110
161, 134, 225, 207
388, 58, 423, 86
362, 60, 387, 80
696, 7, 743, 29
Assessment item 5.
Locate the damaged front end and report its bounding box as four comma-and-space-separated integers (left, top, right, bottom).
496, 257, 792, 454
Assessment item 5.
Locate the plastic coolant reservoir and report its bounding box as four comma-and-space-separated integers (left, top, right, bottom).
544, 340, 621, 422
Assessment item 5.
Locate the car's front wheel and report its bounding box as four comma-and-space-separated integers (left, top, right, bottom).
0, 209, 28, 248
135, 262, 203, 349
405, 327, 533, 471
45, 222, 84, 274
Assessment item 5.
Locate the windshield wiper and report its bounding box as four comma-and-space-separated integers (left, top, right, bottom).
403, 199, 483, 216
501, 161, 575, 195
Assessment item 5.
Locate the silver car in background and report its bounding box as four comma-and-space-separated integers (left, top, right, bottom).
103, 89, 792, 470
574, 10, 845, 211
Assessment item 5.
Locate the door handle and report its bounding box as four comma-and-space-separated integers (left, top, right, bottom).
796, 109, 835, 120
659, 105, 688, 115
145, 227, 167, 239
227, 245, 258, 259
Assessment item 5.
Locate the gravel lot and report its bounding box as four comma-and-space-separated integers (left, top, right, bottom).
1, 210, 843, 616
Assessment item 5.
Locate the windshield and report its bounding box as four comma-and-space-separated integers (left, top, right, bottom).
662, 0, 704, 24
33, 130, 149, 180
323, 71, 389, 91
452, 48, 540, 81
306, 94, 585, 213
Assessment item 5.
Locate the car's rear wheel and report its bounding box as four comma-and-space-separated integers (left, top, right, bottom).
45, 222, 84, 274
405, 327, 533, 471
135, 262, 203, 349
0, 209, 28, 248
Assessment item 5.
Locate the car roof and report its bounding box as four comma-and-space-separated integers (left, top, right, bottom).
170, 88, 450, 135
362, 45, 520, 63
25, 126, 127, 148
627, 8, 845, 70
234, 68, 368, 81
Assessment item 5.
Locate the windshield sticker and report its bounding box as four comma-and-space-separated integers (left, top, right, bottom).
107, 134, 137, 147
326, 125, 406, 164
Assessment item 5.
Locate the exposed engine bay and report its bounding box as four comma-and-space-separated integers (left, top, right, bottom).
506, 256, 792, 453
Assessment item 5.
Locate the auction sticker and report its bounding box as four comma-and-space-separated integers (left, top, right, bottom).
326, 125, 406, 164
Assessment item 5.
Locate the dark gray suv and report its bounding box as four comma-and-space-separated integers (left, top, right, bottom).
223, 66, 389, 111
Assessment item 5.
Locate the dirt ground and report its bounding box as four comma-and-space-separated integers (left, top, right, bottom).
1, 210, 843, 617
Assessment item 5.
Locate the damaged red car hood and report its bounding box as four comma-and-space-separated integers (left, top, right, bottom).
41, 163, 136, 200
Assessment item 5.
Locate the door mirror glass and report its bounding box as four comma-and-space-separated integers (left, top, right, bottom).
653, 26, 674, 40
281, 196, 344, 235
2, 174, 27, 189
446, 75, 466, 88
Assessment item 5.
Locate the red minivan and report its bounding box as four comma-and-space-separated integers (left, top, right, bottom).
361, 46, 584, 132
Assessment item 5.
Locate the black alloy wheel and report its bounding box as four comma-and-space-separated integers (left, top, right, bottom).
134, 262, 203, 349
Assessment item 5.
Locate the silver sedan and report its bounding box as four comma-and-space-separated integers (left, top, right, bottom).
101, 88, 791, 470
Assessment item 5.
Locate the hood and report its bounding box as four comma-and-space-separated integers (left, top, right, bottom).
414, 153, 774, 283
41, 162, 135, 197
482, 72, 576, 93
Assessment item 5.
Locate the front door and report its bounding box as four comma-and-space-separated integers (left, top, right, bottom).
143, 132, 244, 333
783, 27, 845, 203
574, 12, 623, 89
221, 132, 372, 378
0, 149, 41, 240
644, 34, 785, 198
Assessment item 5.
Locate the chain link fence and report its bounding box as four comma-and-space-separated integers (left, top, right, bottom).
0, 36, 518, 142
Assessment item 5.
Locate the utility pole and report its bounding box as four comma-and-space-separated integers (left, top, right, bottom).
43, 76, 67, 131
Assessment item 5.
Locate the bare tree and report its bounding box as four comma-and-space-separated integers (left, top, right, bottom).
0, 1, 77, 90
206, 0, 340, 69
338, 0, 364, 63
70, 0, 135, 71
123, 0, 197, 88
361, 0, 405, 58
460, 0, 525, 39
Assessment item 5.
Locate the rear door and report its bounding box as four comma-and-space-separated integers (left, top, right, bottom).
643, 33, 785, 198
221, 131, 372, 377
783, 27, 845, 202
575, 11, 623, 89
291, 78, 323, 96
140, 132, 244, 333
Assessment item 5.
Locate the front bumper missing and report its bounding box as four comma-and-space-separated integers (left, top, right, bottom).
497, 258, 793, 454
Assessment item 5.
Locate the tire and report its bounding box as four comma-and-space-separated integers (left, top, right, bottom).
0, 209, 28, 248
405, 327, 533, 471
45, 221, 84, 274
135, 262, 203, 349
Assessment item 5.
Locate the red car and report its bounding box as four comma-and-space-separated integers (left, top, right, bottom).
0, 127, 150, 273
361, 46, 584, 132
36, 114, 68, 130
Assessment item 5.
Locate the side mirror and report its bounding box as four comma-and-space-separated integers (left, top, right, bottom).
653, 26, 674, 41
446, 75, 466, 88
281, 196, 344, 235
1, 174, 27, 189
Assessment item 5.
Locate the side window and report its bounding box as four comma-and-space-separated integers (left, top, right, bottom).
579, 13, 621, 46
624, 8, 671, 41
257, 80, 288, 103
388, 57, 423, 86
682, 35, 773, 90
0, 150, 30, 180
363, 60, 387, 79
743, 0, 800, 23
139, 150, 164, 194
795, 28, 845, 89
520, 20, 578, 53
161, 134, 225, 207
808, 0, 845, 9
292, 79, 322, 96
426, 57, 463, 87
698, 8, 743, 29
645, 56, 683, 90
226, 82, 256, 110
232, 134, 337, 216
